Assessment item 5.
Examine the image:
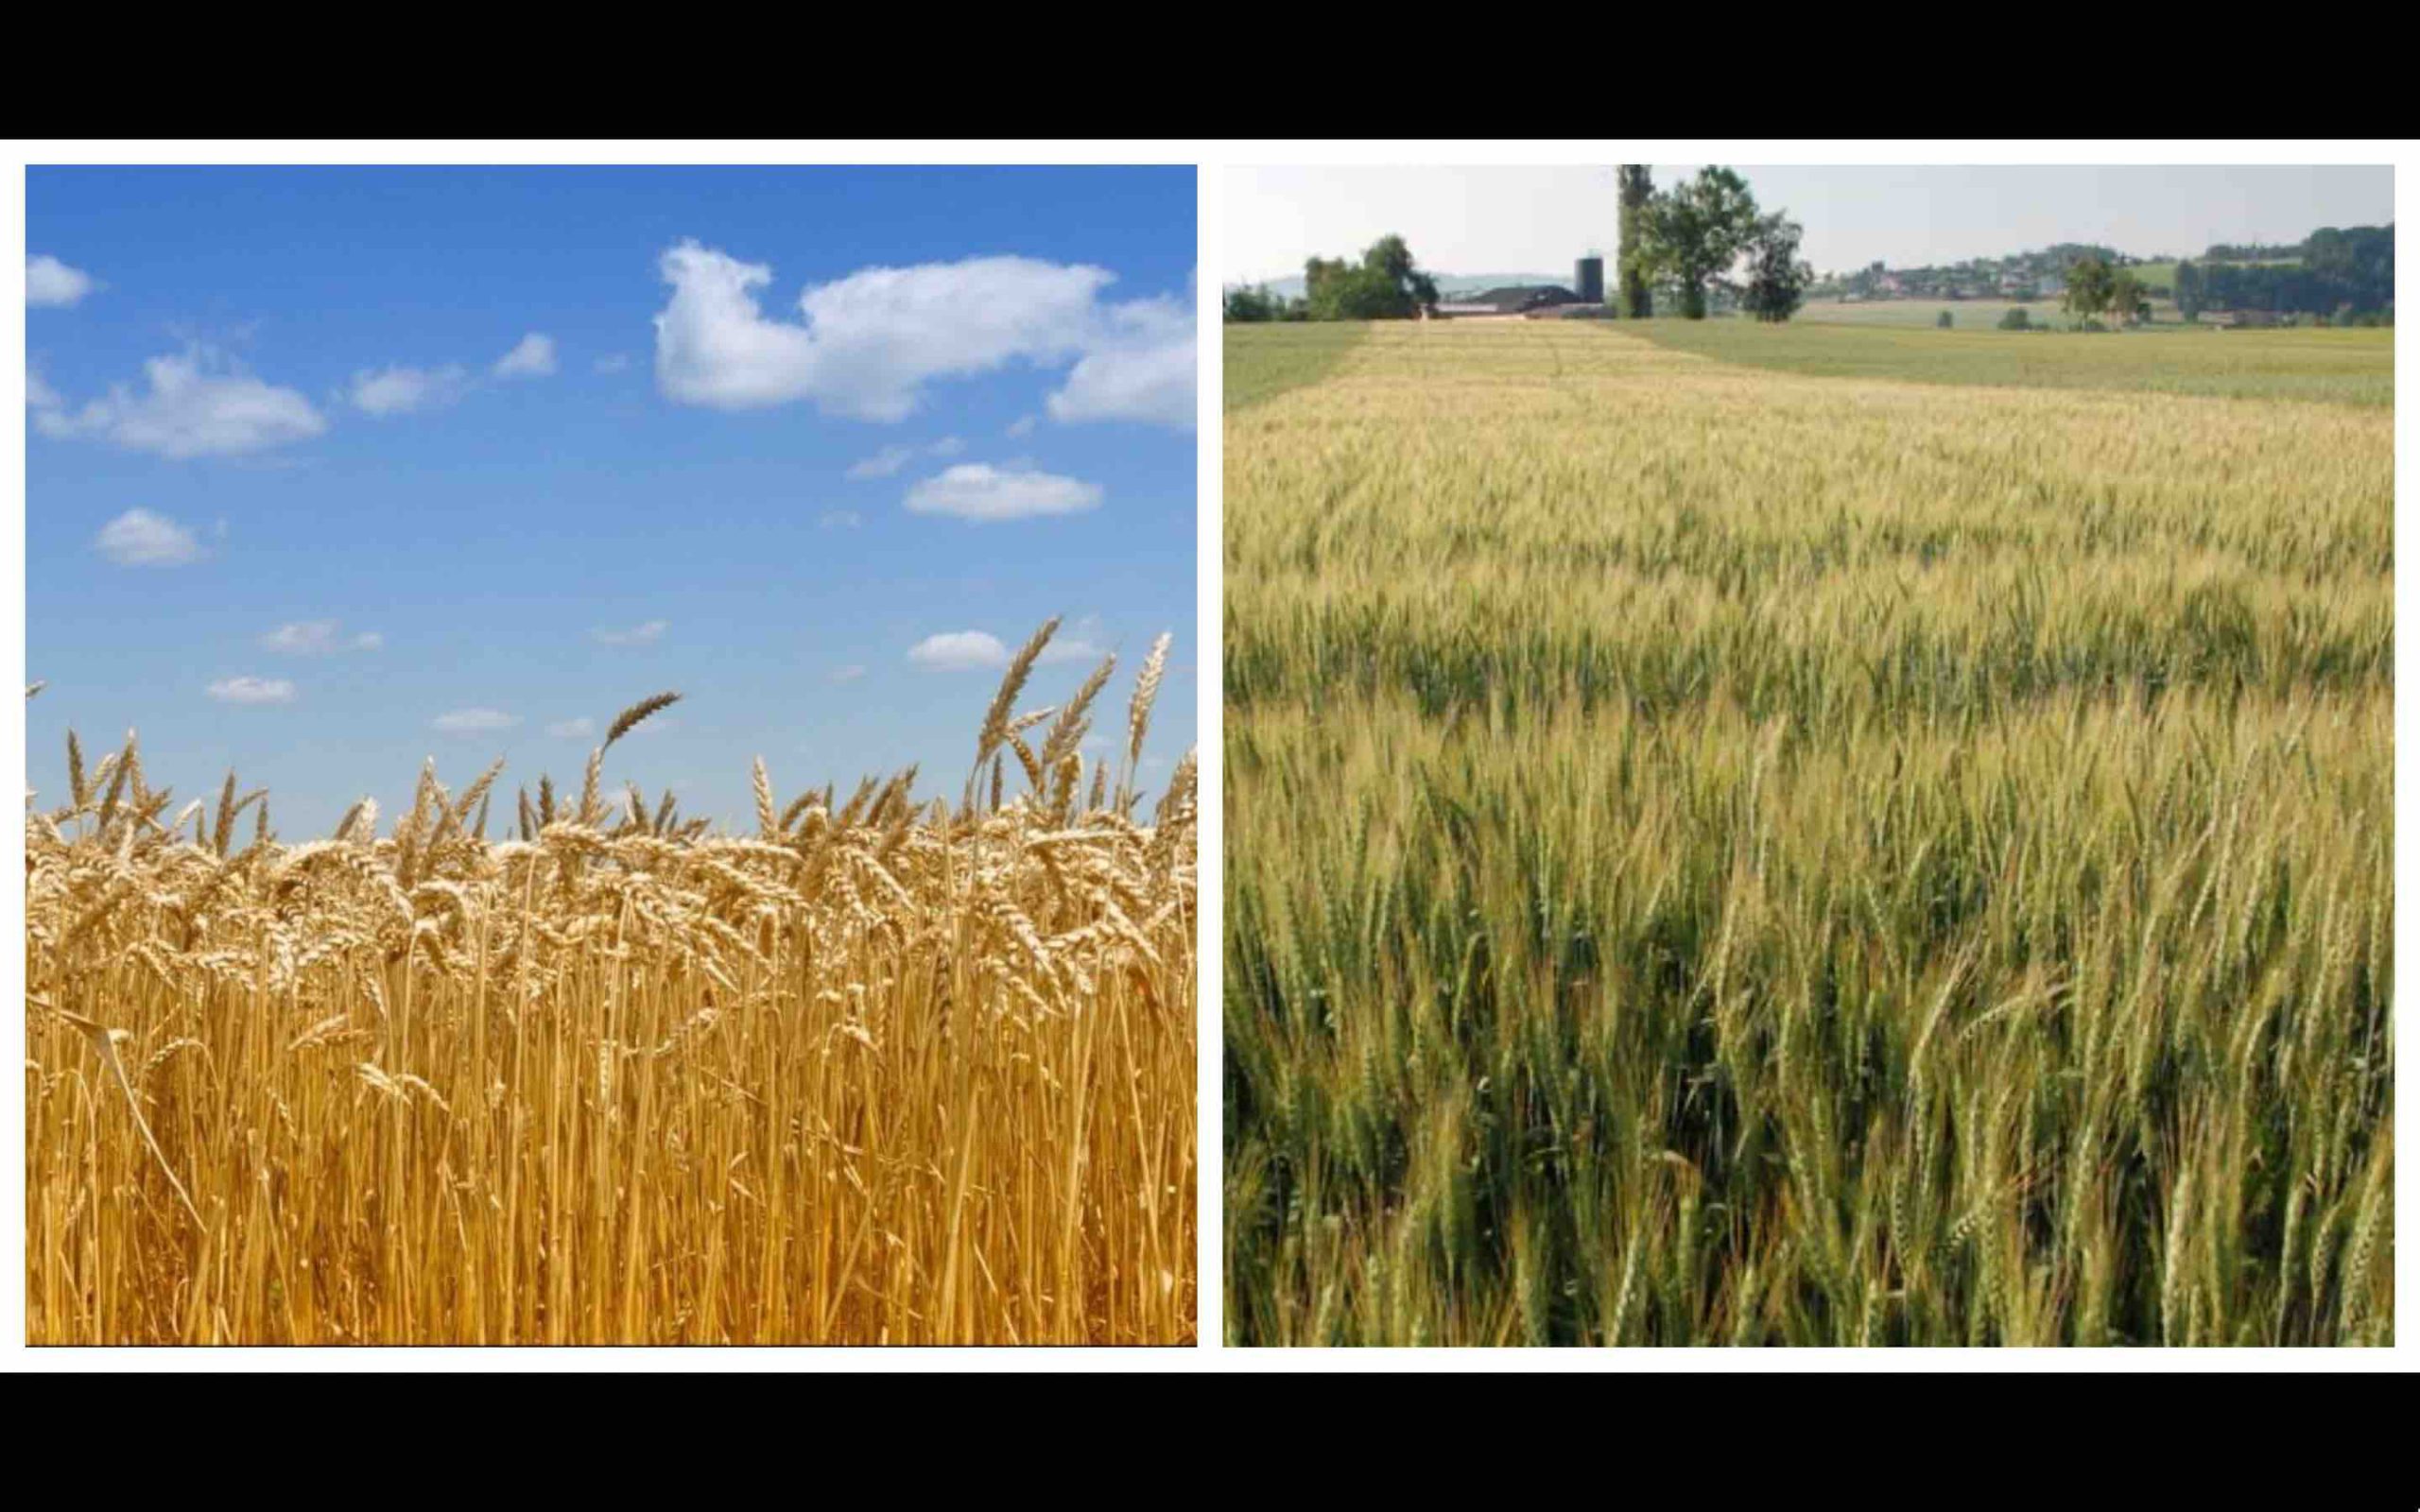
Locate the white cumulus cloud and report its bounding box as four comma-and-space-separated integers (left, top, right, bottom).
27, 255, 97, 308
546, 716, 596, 739
206, 676, 296, 706
95, 508, 202, 567
652, 241, 1112, 421
39, 349, 325, 458
1047, 292, 1196, 428
494, 333, 558, 379
905, 463, 1102, 524
433, 708, 519, 734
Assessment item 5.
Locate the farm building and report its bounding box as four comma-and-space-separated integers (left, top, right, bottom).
1437, 284, 1586, 317
2201, 308, 2283, 329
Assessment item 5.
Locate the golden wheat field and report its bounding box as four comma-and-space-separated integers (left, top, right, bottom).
1223, 320, 2392, 1346
26, 620, 1196, 1345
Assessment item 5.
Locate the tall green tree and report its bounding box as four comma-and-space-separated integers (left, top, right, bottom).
1363, 233, 1440, 315
2064, 255, 2117, 326
1304, 235, 1440, 321
1616, 165, 1655, 318
1643, 167, 1759, 319
1737, 213, 1813, 322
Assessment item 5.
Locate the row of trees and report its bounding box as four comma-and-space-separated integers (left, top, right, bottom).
2204, 239, 2302, 262
2059, 228, 2394, 327
2052, 244, 2394, 330
1615, 165, 1814, 321
2174, 227, 2394, 319
1223, 233, 1438, 323
1220, 284, 1292, 323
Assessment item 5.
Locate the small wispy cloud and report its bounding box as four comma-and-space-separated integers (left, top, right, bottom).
95, 508, 202, 567
261, 619, 382, 655
433, 708, 519, 734
546, 716, 596, 739
848, 437, 967, 479
493, 333, 558, 379
908, 630, 1010, 672
830, 663, 868, 683
263, 621, 335, 654
350, 363, 469, 417
846, 445, 915, 480
594, 353, 631, 375
1005, 414, 1037, 438
909, 620, 1116, 672
819, 510, 862, 530
27, 254, 98, 309
593, 619, 669, 646
905, 463, 1102, 524
38, 348, 325, 458
206, 675, 296, 706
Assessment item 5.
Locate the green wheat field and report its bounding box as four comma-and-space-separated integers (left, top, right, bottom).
1222, 318, 2393, 1346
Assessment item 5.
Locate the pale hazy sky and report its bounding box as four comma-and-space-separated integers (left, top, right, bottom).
1226, 165, 2394, 283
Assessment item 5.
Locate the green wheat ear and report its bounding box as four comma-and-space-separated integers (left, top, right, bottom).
1219, 311, 2390, 1345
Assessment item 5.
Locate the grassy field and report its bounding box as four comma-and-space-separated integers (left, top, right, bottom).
1224, 321, 1369, 410
1801, 298, 2083, 330
1634, 318, 2392, 406
1802, 297, 2196, 332
1223, 320, 2392, 1346
26, 624, 1197, 1345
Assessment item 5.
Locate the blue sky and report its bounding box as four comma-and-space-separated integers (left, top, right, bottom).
1228, 164, 2394, 282
26, 166, 1198, 837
